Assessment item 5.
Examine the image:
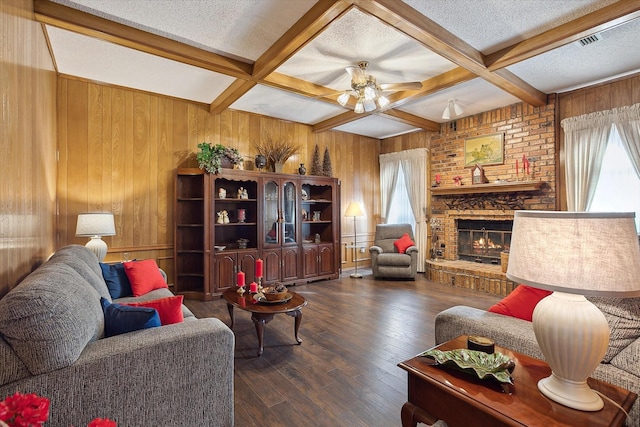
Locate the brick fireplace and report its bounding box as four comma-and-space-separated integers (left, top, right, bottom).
426, 99, 557, 296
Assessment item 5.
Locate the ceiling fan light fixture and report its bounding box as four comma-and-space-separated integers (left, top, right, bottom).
354, 99, 365, 114
364, 85, 376, 101
441, 105, 451, 120
377, 95, 389, 109
363, 99, 377, 112
337, 92, 350, 106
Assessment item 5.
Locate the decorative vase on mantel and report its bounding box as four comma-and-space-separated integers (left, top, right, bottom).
298, 163, 306, 175
273, 162, 284, 173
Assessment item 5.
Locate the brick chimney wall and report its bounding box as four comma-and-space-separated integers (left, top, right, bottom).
429, 96, 557, 261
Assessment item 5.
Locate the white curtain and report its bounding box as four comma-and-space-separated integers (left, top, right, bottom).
614, 104, 640, 178
560, 113, 611, 211
561, 103, 640, 211
379, 148, 429, 272
379, 156, 400, 222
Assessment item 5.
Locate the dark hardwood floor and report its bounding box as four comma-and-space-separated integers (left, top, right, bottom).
184, 269, 501, 427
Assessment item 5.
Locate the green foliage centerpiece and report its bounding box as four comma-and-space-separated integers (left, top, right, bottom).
196, 142, 243, 174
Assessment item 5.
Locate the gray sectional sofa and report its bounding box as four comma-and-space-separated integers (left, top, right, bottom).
0, 245, 234, 427
435, 299, 640, 426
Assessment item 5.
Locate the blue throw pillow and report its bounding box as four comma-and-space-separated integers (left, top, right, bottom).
100, 262, 133, 299
100, 297, 161, 338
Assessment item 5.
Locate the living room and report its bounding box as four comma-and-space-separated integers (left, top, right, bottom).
2, 0, 640, 426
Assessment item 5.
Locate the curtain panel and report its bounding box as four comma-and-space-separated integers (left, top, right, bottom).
560, 103, 640, 211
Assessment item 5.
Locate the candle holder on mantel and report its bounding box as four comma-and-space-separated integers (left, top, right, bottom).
237, 284, 246, 295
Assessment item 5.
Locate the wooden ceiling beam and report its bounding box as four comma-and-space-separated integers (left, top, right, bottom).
486, 0, 640, 70
33, 0, 253, 78
358, 0, 547, 106
209, 81, 257, 115
252, 0, 352, 80
313, 110, 367, 133
378, 110, 440, 132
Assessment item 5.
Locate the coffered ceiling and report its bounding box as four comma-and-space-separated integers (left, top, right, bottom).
37, 0, 640, 139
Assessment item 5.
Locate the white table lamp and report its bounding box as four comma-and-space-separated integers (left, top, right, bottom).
76, 212, 116, 261
507, 211, 640, 411
344, 201, 365, 278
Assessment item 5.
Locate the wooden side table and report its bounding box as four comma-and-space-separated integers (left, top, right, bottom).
398, 335, 636, 427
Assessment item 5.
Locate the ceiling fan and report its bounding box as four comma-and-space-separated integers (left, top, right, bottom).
333, 61, 422, 113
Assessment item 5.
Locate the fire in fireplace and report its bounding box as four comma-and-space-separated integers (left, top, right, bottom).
457, 219, 513, 264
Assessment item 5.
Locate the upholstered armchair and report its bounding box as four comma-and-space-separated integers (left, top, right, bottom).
369, 223, 418, 279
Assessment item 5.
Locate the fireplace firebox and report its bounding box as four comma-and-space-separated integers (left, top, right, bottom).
457, 219, 512, 264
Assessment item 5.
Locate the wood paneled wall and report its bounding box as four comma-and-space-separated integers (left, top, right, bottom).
557, 73, 640, 210
56, 77, 381, 278
0, 0, 57, 298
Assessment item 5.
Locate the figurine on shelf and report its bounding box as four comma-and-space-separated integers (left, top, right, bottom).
217, 210, 229, 224
237, 187, 244, 199
218, 188, 226, 199
242, 188, 248, 199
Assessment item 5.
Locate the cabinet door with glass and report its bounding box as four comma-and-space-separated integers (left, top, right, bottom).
262, 178, 298, 247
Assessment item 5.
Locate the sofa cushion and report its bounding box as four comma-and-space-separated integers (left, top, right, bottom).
101, 298, 161, 337
100, 262, 133, 299
49, 245, 112, 302
609, 337, 640, 378
377, 253, 412, 267
122, 296, 185, 325
0, 262, 104, 375
124, 259, 168, 296
115, 288, 195, 320
0, 336, 30, 386
587, 297, 640, 363
488, 285, 552, 322
393, 233, 415, 254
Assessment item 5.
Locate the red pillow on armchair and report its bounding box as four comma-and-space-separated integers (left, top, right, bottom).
393, 233, 415, 254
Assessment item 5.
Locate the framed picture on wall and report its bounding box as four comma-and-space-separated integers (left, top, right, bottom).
464, 132, 504, 167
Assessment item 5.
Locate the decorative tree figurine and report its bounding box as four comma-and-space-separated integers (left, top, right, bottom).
322, 147, 333, 177
311, 144, 323, 175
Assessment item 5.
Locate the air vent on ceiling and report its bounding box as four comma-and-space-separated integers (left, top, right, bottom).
577, 33, 603, 46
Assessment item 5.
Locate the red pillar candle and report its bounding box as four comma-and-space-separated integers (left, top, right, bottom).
435, 174, 441, 184
516, 160, 519, 175
237, 271, 245, 287
526, 159, 530, 175
255, 258, 263, 277
249, 282, 258, 293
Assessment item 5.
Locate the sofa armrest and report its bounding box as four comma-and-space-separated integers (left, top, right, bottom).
434, 306, 543, 360
0, 318, 234, 427
369, 245, 383, 254
406, 246, 418, 256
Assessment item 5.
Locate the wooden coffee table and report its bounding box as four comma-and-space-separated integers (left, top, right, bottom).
222, 288, 307, 356
398, 335, 636, 427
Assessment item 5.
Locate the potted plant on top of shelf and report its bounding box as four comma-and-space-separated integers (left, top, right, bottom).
254, 131, 299, 173
196, 142, 243, 174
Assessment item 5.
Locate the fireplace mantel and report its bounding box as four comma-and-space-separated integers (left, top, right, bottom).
430, 181, 543, 196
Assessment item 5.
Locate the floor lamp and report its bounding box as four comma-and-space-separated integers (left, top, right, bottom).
344, 201, 365, 278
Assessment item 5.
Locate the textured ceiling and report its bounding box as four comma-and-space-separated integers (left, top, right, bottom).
41, 0, 640, 139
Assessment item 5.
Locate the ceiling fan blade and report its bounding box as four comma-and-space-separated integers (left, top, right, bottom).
379, 82, 422, 91
346, 66, 366, 85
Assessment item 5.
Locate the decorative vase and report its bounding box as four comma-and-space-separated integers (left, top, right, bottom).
274, 162, 284, 173
255, 154, 266, 170
298, 163, 306, 175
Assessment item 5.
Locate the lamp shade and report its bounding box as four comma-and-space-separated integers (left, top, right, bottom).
75, 213, 116, 237
344, 202, 365, 218
507, 211, 640, 297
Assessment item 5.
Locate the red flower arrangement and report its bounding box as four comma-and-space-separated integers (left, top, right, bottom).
453, 175, 463, 185
0, 393, 116, 427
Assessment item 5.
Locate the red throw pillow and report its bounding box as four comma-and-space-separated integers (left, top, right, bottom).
123, 296, 184, 325
123, 259, 168, 297
393, 233, 415, 254
488, 285, 552, 322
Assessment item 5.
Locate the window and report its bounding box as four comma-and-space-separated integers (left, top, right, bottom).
386, 165, 416, 230
589, 127, 640, 230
